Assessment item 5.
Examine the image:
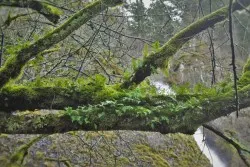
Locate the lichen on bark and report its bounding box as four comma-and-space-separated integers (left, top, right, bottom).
0, 0, 63, 23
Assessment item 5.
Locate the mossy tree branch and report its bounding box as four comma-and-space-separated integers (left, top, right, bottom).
0, 0, 123, 89
1, 86, 250, 134
0, 0, 63, 24
122, 0, 250, 88
0, 86, 97, 112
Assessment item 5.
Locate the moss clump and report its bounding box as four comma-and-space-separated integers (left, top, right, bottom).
239, 59, 250, 88
134, 144, 170, 167
133, 133, 210, 167
242, 59, 250, 73
42, 3, 63, 16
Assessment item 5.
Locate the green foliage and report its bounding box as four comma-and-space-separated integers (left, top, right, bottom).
5, 74, 161, 106
152, 41, 161, 52
162, 58, 171, 77
123, 70, 132, 81
64, 91, 204, 130
64, 79, 205, 130
172, 80, 233, 98
143, 44, 149, 58
63, 79, 164, 128
65, 97, 153, 128
127, 80, 158, 98
42, 3, 63, 15
239, 58, 250, 88
5, 41, 31, 56
172, 83, 191, 95
132, 58, 142, 70
142, 41, 161, 59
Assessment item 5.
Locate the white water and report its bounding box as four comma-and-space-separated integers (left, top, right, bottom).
193, 128, 226, 167
152, 81, 175, 95
152, 81, 226, 167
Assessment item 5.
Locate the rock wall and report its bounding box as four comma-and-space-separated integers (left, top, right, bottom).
0, 131, 211, 167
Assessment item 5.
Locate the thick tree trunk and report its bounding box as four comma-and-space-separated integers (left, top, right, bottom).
0, 0, 122, 89
1, 87, 250, 134
122, 0, 250, 88
0, 0, 63, 23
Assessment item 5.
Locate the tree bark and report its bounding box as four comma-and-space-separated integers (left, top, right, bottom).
0, 0, 63, 23
1, 87, 250, 134
0, 0, 122, 89
0, 87, 90, 112
122, 0, 250, 88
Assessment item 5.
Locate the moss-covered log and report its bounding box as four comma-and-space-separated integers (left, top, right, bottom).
0, 86, 92, 112
0, 0, 63, 23
0, 0, 122, 90
1, 86, 250, 134
122, 0, 250, 88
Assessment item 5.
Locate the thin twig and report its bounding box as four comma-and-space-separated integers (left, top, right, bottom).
0, 29, 4, 67
229, 0, 240, 117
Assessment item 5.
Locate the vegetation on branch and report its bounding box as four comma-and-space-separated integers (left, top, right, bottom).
239, 58, 250, 88
0, 73, 250, 134
0, 0, 63, 23
122, 0, 250, 88
0, 75, 158, 111
0, 0, 249, 136
0, 0, 123, 90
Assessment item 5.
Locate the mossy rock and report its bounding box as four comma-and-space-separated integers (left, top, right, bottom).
0, 131, 211, 167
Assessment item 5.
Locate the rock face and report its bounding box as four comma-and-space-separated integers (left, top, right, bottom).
204, 107, 250, 167
0, 131, 211, 167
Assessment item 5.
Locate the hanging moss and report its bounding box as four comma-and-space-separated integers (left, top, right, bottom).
239, 59, 250, 88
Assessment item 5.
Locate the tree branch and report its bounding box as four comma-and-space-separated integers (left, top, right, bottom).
121, 0, 250, 88
0, 86, 250, 134
229, 0, 239, 117
0, 0, 63, 23
0, 0, 123, 89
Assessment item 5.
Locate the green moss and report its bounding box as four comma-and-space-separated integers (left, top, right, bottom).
167, 133, 210, 166
9, 135, 45, 166
35, 151, 45, 159
2, 85, 36, 99
0, 133, 9, 138
42, 3, 63, 16
239, 59, 250, 88
242, 59, 250, 73
134, 144, 170, 167
2, 110, 63, 133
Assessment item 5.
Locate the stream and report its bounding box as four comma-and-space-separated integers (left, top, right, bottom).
153, 81, 227, 167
